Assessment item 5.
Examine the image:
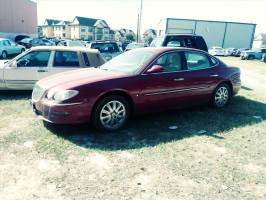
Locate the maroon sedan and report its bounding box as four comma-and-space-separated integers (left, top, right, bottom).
31, 47, 241, 131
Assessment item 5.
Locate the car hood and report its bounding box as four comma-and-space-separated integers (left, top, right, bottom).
37, 67, 128, 90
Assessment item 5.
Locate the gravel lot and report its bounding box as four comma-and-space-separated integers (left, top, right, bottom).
0, 56, 266, 200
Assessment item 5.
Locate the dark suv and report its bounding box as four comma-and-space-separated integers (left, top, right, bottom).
150, 34, 208, 52
87, 41, 122, 61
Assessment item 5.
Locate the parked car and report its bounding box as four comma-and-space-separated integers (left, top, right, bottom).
240, 48, 266, 60
224, 48, 237, 56
32, 47, 241, 131
17, 38, 55, 49
125, 42, 147, 51
87, 41, 122, 61
232, 48, 249, 57
0, 38, 25, 59
209, 47, 226, 56
150, 34, 208, 52
58, 40, 85, 47
0, 46, 105, 90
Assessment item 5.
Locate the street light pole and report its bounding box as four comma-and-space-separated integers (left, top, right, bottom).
137, 0, 143, 43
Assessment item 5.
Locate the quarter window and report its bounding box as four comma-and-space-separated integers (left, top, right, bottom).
17, 51, 51, 67
53, 51, 80, 67
154, 52, 182, 72
185, 52, 211, 70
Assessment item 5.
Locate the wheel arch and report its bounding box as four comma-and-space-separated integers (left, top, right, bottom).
91, 89, 135, 119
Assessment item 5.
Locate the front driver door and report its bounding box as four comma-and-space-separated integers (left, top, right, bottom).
139, 51, 188, 111
4, 50, 51, 90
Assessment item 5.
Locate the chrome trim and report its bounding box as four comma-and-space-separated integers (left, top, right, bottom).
144, 86, 207, 96
45, 101, 83, 106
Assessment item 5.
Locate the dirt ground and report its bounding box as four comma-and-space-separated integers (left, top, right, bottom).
0, 57, 266, 200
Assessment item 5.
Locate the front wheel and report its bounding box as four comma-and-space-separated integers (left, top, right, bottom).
92, 95, 130, 131
1, 51, 7, 59
212, 83, 231, 108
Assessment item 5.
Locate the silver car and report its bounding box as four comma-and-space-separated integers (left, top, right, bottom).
0, 38, 25, 59
0, 46, 105, 90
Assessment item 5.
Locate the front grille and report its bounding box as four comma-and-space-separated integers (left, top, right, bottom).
32, 84, 45, 101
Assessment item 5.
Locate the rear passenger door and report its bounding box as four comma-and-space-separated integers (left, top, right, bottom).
178, 51, 222, 104
49, 51, 82, 75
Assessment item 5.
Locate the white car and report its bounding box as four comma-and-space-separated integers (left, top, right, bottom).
0, 38, 25, 59
209, 47, 226, 56
0, 46, 105, 90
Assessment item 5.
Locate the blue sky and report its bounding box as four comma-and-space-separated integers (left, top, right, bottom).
36, 0, 266, 35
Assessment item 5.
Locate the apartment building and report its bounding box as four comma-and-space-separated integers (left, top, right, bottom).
40, 16, 113, 41
0, 0, 37, 41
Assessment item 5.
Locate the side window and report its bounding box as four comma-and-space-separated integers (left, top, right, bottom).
17, 51, 51, 67
154, 52, 182, 72
82, 52, 90, 66
185, 52, 211, 70
3, 40, 11, 46
53, 51, 80, 67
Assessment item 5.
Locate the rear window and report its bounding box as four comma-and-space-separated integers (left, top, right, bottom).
91, 43, 119, 53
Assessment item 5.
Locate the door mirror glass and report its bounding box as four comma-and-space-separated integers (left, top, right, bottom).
146, 65, 164, 74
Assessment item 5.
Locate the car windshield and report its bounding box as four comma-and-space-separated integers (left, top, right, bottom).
99, 48, 155, 73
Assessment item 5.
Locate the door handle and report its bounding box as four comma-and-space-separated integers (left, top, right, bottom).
209, 74, 219, 77
37, 69, 48, 73
174, 78, 184, 81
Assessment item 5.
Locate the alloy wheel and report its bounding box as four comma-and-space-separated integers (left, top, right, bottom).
100, 100, 126, 130
1, 51, 7, 59
214, 86, 229, 107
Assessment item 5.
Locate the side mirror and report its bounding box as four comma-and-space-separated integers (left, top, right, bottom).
146, 65, 164, 74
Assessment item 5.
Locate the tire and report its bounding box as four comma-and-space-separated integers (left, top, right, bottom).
247, 55, 255, 60
92, 95, 130, 131
1, 51, 7, 59
212, 83, 231, 108
263, 55, 266, 63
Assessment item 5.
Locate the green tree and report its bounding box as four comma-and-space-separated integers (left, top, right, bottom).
125, 33, 135, 42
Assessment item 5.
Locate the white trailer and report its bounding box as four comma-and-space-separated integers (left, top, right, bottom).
157, 18, 256, 49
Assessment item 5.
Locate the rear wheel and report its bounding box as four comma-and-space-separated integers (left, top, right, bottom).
247, 55, 255, 60
1, 51, 7, 59
92, 95, 130, 131
212, 83, 231, 108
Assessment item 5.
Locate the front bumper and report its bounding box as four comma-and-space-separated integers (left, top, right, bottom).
32, 99, 92, 124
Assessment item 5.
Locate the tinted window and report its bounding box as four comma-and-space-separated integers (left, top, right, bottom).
17, 51, 50, 67
82, 52, 90, 66
154, 52, 182, 72
53, 51, 80, 67
3, 40, 11, 46
91, 43, 119, 53
185, 52, 211, 70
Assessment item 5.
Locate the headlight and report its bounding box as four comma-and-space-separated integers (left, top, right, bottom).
47, 89, 79, 102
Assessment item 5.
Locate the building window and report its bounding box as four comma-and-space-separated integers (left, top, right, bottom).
88, 27, 93, 32
63, 26, 65, 30
81, 28, 86, 32
63, 33, 66, 37
103, 29, 109, 34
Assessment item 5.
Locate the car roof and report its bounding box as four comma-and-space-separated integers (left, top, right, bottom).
138, 47, 209, 54
30, 46, 100, 53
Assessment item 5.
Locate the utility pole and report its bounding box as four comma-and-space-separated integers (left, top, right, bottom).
137, 0, 143, 43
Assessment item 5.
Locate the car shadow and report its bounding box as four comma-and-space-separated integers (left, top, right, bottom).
0, 90, 32, 101
44, 95, 266, 151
